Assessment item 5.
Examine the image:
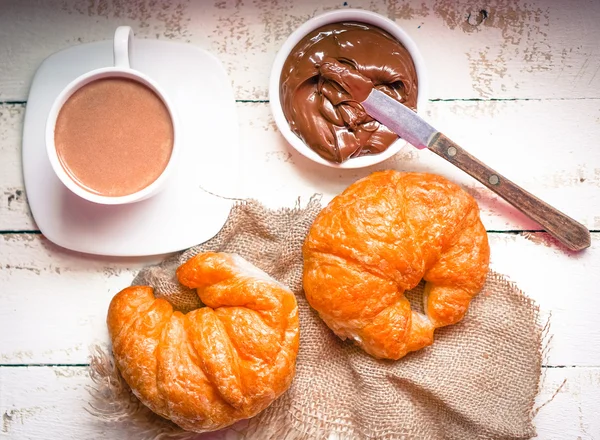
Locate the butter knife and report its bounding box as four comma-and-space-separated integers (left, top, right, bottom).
362, 88, 591, 251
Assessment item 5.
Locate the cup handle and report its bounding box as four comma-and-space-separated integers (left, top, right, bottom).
114, 26, 134, 69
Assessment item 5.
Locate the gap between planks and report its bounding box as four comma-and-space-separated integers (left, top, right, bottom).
2, 230, 599, 235
3, 98, 600, 106
1, 364, 598, 368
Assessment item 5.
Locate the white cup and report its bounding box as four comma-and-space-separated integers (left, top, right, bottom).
46, 26, 179, 205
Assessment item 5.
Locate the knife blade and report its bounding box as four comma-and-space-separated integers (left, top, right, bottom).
362, 88, 436, 150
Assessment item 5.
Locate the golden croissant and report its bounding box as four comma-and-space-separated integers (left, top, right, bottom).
107, 252, 299, 432
303, 171, 490, 360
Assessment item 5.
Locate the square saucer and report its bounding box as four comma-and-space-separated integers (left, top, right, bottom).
23, 38, 239, 256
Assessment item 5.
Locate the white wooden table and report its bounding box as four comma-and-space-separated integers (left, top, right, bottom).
1, 1, 599, 438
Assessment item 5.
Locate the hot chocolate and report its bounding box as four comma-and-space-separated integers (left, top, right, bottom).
279, 22, 418, 163
54, 77, 174, 197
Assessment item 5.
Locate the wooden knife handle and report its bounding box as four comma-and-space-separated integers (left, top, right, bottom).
428, 133, 591, 251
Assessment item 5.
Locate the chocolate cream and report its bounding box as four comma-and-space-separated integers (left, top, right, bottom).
280, 22, 418, 163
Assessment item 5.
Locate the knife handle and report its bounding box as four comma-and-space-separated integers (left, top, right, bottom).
428, 133, 591, 251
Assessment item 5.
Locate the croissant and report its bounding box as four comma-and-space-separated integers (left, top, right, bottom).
107, 252, 299, 432
303, 171, 490, 360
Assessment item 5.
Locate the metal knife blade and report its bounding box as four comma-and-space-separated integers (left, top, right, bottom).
361, 88, 437, 150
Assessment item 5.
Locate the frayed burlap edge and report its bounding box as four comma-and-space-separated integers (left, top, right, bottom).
87, 198, 551, 440
87, 271, 550, 440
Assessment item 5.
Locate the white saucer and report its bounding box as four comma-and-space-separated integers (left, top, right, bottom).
23, 39, 239, 256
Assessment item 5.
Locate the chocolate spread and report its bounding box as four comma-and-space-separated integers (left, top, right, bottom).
280, 22, 418, 163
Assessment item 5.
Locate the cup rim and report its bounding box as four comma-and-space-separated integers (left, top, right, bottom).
45, 67, 179, 205
269, 8, 429, 169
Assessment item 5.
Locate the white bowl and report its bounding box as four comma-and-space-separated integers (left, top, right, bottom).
269, 9, 428, 169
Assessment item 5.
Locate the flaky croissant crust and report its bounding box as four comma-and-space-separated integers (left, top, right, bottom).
303, 171, 490, 360
107, 252, 299, 433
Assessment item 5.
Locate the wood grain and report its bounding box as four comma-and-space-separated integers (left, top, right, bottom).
2, 99, 599, 232
1, 232, 599, 367
0, 0, 599, 101
0, 366, 598, 439
0, 1, 599, 438
429, 133, 591, 250
0, 366, 230, 439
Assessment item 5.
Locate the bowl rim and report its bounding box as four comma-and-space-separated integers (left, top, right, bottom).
269, 8, 429, 169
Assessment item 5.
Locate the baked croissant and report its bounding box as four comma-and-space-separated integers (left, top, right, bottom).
107, 252, 299, 432
303, 171, 490, 360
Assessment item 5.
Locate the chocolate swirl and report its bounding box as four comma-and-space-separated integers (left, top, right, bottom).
280, 22, 418, 163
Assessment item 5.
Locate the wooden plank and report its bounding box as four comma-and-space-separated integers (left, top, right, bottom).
489, 233, 600, 368
0, 105, 34, 230
534, 367, 600, 439
3, 99, 599, 231
0, 234, 161, 365
0, 365, 598, 439
0, 232, 599, 366
0, 366, 230, 439
240, 98, 600, 232
0, 0, 599, 101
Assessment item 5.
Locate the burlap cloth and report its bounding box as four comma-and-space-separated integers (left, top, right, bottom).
89, 197, 544, 440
